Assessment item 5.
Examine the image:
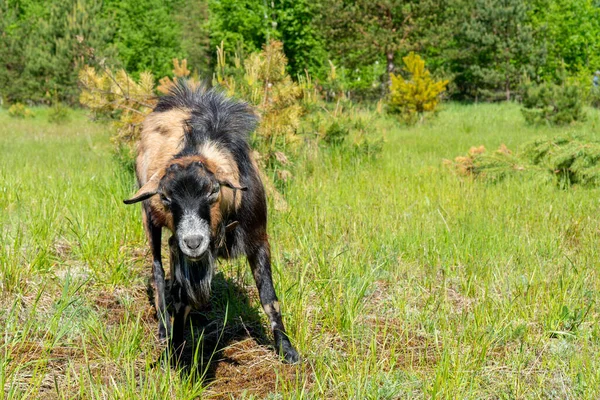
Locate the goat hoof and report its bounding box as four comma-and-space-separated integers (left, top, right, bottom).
158, 326, 170, 343
281, 344, 300, 364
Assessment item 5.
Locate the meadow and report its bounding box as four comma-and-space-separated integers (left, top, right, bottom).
1, 103, 600, 399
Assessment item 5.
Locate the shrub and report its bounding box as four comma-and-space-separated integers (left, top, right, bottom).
521, 81, 586, 125
446, 135, 600, 188
48, 93, 70, 124
48, 103, 70, 124
388, 53, 449, 124
80, 59, 202, 165
214, 40, 304, 156
323, 121, 349, 146
523, 134, 600, 188
8, 103, 34, 118
79, 65, 156, 161
444, 144, 534, 183
589, 85, 600, 108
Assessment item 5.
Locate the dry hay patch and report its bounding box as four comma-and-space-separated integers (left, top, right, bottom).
204, 337, 312, 399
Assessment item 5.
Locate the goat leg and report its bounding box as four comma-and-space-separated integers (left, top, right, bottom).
169, 236, 189, 356
248, 241, 299, 363
146, 208, 171, 342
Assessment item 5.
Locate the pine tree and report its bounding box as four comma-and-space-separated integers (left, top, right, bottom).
388, 52, 448, 123
0, 0, 114, 104
320, 0, 444, 82
79, 65, 156, 161
450, 0, 540, 101
174, 0, 211, 76
214, 40, 303, 151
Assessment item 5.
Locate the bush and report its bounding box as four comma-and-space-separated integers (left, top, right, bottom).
8, 103, 34, 118
388, 53, 449, 124
214, 40, 305, 160
323, 121, 349, 146
48, 93, 71, 124
446, 135, 600, 188
521, 81, 586, 125
589, 86, 600, 108
523, 134, 600, 188
79, 65, 156, 162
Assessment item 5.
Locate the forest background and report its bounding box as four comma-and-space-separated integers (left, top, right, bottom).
2, 0, 599, 105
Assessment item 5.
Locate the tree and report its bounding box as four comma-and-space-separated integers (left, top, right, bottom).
450, 0, 540, 101
530, 0, 600, 80
0, 0, 114, 104
174, 0, 211, 77
388, 52, 449, 123
208, 0, 277, 58
101, 0, 185, 79
272, 0, 328, 78
321, 0, 444, 77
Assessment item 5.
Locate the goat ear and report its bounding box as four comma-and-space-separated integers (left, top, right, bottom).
123, 172, 161, 204
123, 190, 158, 204
219, 180, 248, 191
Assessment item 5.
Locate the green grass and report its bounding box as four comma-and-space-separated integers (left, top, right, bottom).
1, 103, 600, 398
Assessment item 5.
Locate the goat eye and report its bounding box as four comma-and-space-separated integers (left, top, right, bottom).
160, 194, 172, 206
208, 185, 220, 202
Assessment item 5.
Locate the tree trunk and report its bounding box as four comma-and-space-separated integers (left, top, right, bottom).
386, 51, 395, 74
505, 74, 510, 101
386, 51, 395, 90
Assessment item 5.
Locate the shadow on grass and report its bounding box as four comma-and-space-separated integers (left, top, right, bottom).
146, 271, 271, 383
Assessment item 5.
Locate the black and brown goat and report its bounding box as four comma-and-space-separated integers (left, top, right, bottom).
124, 81, 299, 363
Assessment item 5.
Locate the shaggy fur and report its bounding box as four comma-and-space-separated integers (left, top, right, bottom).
124, 81, 299, 363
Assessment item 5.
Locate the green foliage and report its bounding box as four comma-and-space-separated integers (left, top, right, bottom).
273, 0, 328, 78
0, 0, 191, 104
388, 53, 448, 124
323, 121, 350, 146
48, 91, 71, 124
521, 81, 586, 125
590, 86, 600, 109
8, 103, 34, 119
48, 102, 71, 125
448, 134, 600, 189
0, 0, 114, 104
303, 104, 385, 161
101, 0, 186, 79
208, 0, 276, 57
450, 0, 540, 101
321, 0, 437, 74
530, 0, 600, 80
523, 134, 600, 188
79, 65, 156, 160
215, 40, 304, 156
6, 0, 600, 105
174, 0, 211, 76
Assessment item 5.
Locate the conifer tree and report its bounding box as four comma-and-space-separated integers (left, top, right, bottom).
388, 52, 448, 123
321, 0, 444, 79
450, 0, 540, 101
0, 0, 113, 104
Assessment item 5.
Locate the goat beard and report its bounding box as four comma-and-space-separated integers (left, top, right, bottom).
169, 237, 215, 309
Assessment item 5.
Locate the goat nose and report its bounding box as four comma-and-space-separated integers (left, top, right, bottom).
184, 235, 202, 250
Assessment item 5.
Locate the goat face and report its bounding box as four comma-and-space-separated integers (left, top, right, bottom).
160, 162, 219, 260
124, 158, 223, 261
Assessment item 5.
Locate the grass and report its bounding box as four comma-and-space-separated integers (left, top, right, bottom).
1, 103, 600, 398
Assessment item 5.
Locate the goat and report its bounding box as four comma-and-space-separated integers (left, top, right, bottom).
123, 81, 299, 363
